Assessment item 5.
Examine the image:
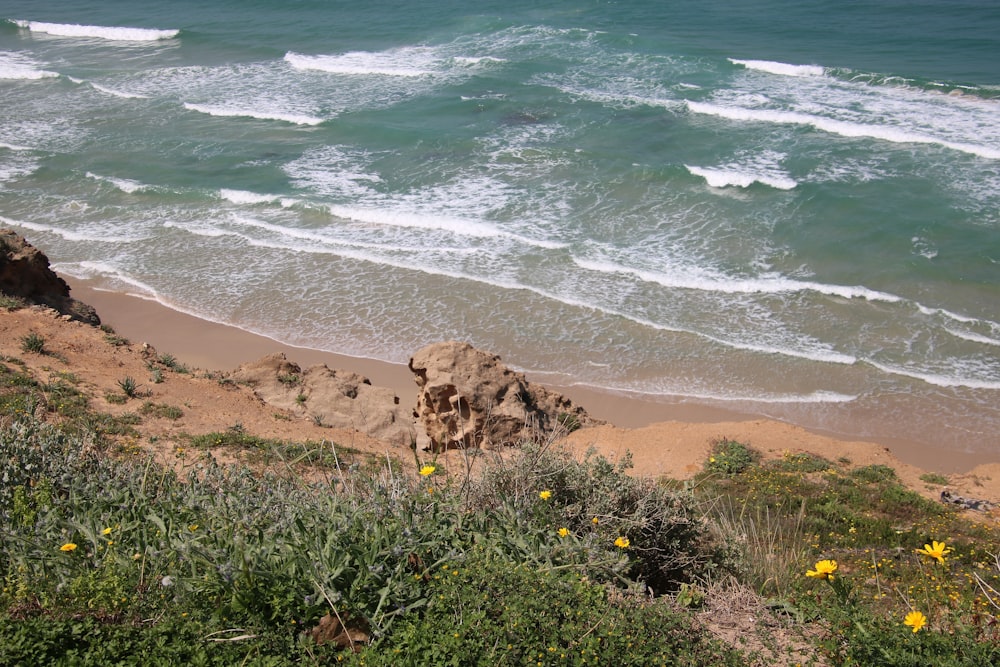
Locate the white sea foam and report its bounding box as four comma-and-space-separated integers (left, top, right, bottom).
865, 360, 1000, 390
85, 172, 152, 194
0, 51, 58, 80
686, 101, 1000, 160
284, 50, 434, 77
283, 145, 384, 199
0, 216, 142, 243
326, 201, 565, 250
0, 141, 32, 151
327, 204, 502, 239
916, 304, 1000, 330
571, 256, 901, 303
686, 165, 797, 190
218, 189, 280, 205
162, 221, 231, 239
182, 102, 324, 126
525, 281, 860, 366
169, 216, 478, 265
52, 261, 159, 297
945, 328, 1000, 347
729, 59, 825, 78
88, 82, 148, 99
452, 56, 506, 66
13, 20, 178, 41
594, 384, 857, 405
164, 211, 857, 368
0, 155, 37, 181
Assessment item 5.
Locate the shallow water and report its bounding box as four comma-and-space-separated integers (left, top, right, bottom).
1, 1, 999, 456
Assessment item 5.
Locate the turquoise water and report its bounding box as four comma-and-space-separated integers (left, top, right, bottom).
1, 1, 999, 457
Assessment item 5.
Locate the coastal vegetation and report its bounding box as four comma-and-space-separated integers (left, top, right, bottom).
1, 336, 999, 665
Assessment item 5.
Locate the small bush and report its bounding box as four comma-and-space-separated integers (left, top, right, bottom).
100, 325, 130, 347
157, 353, 189, 374
0, 294, 26, 311
20, 333, 45, 355
920, 472, 949, 486
469, 444, 717, 594
706, 439, 759, 476
768, 452, 831, 473
139, 402, 183, 420
116, 376, 142, 399
556, 412, 582, 432
851, 464, 898, 484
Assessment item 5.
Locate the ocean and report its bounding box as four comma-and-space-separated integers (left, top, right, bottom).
1, 0, 998, 458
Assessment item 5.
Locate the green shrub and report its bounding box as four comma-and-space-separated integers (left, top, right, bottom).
20, 333, 45, 355
768, 452, 831, 473
117, 376, 142, 398
705, 439, 759, 476
140, 401, 183, 420
851, 464, 898, 484
468, 444, 716, 594
100, 325, 130, 347
346, 552, 742, 666
920, 472, 949, 486
0, 294, 26, 311
154, 353, 190, 374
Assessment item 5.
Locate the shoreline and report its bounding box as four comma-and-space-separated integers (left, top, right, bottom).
68, 278, 997, 475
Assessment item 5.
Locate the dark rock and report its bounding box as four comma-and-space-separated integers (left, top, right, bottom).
0, 229, 100, 324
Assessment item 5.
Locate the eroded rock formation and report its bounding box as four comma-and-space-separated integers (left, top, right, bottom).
229, 353, 414, 447
0, 229, 99, 324
409, 341, 599, 451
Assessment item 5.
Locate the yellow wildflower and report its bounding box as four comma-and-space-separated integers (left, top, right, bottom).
904, 610, 927, 633
806, 559, 838, 580
591, 517, 599, 525
539, 490, 552, 500
558, 527, 570, 537
916, 540, 952, 564
614, 536, 630, 549
419, 465, 436, 476
101, 527, 112, 536
189, 524, 199, 532
60, 543, 77, 552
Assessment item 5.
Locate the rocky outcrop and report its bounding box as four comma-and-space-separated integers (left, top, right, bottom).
229, 353, 414, 447
409, 341, 600, 452
0, 229, 100, 324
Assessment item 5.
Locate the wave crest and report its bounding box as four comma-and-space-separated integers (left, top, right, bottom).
13, 19, 178, 41
729, 58, 825, 78
0, 51, 57, 80
182, 102, 324, 126
686, 100, 1000, 160
686, 164, 797, 190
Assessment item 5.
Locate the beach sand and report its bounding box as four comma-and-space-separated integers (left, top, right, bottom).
64, 278, 1000, 503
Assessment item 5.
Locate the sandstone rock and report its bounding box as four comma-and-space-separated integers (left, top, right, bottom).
409, 341, 599, 452
0, 229, 100, 325
229, 353, 414, 447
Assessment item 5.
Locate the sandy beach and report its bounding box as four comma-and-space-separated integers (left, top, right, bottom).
65, 279, 1000, 491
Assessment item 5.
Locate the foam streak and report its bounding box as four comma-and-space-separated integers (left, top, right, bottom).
686, 101, 1000, 160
